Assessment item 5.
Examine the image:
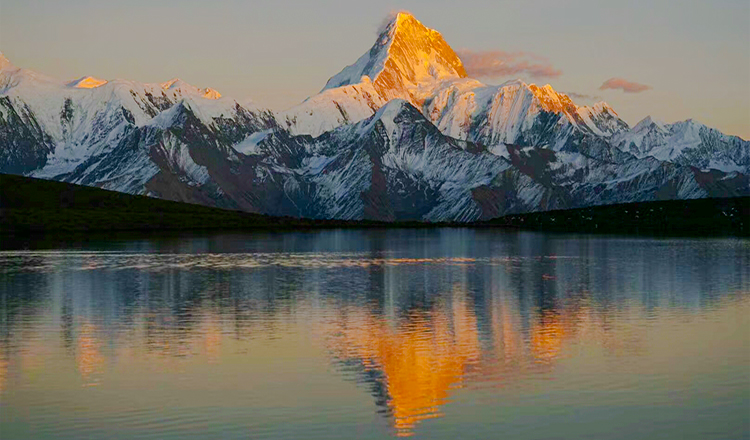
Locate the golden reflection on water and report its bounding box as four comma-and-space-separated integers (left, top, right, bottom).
0, 356, 6, 394
202, 313, 223, 363
324, 286, 480, 436
322, 287, 654, 436
530, 310, 568, 363
76, 322, 105, 386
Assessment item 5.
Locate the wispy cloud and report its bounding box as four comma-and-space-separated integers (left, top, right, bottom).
456, 50, 562, 79
564, 92, 602, 101
599, 78, 651, 93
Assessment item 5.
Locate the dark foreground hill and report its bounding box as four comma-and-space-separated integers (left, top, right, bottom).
482, 197, 749, 236
1, 174, 747, 236
0, 174, 388, 233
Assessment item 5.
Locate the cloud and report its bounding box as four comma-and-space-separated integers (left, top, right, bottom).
564, 92, 602, 101
599, 78, 652, 93
456, 50, 562, 79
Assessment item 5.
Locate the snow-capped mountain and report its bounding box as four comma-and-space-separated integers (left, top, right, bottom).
0, 51, 272, 183
610, 116, 749, 173
423, 79, 630, 154
281, 12, 746, 173
323, 12, 467, 105
0, 11, 748, 222
281, 11, 470, 137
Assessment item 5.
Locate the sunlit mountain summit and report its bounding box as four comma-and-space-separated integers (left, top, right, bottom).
0, 12, 747, 221
323, 12, 468, 104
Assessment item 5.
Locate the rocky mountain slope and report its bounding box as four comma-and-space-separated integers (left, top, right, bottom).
0, 12, 747, 221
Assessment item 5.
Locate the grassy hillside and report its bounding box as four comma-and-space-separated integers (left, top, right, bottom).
1, 174, 747, 236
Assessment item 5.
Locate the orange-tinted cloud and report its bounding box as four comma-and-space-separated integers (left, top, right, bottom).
457, 50, 562, 79
599, 78, 652, 93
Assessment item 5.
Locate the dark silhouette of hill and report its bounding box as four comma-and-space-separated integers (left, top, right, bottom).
1, 174, 747, 236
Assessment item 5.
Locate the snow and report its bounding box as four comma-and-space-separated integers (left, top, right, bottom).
147, 102, 185, 129
632, 115, 667, 133
233, 129, 273, 155
323, 12, 467, 106
0, 52, 266, 187
356, 99, 411, 138
280, 11, 631, 153
160, 78, 222, 100
166, 137, 211, 186
607, 116, 748, 173
0, 52, 11, 71
179, 96, 254, 127
0, 17, 746, 221
68, 76, 108, 89
323, 27, 392, 91
279, 78, 386, 137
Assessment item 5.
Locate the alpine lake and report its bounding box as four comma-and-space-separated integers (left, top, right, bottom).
0, 228, 748, 439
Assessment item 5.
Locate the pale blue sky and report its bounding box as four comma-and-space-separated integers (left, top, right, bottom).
2, 0, 748, 137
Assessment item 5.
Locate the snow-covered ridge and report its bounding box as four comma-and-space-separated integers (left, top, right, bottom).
0, 52, 268, 180
424, 78, 630, 150
0, 52, 11, 71
610, 116, 749, 172
160, 78, 222, 99
279, 76, 387, 137
68, 76, 108, 88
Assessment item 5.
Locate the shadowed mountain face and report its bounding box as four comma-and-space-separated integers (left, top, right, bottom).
0, 14, 748, 221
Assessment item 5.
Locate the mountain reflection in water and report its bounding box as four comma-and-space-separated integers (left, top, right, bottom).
0, 230, 748, 439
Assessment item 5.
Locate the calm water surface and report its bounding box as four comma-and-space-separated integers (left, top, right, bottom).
0, 229, 748, 439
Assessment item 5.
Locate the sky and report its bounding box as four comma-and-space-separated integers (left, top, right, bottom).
1, 0, 748, 138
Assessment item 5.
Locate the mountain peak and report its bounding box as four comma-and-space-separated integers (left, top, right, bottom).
388, 11, 427, 34
202, 87, 222, 99
68, 76, 108, 89
591, 101, 616, 114
323, 12, 467, 106
0, 52, 14, 71
634, 115, 667, 132
160, 78, 222, 99
355, 98, 426, 139
528, 83, 579, 115
160, 78, 185, 89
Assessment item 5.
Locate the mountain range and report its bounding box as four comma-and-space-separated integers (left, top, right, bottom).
1, 12, 748, 221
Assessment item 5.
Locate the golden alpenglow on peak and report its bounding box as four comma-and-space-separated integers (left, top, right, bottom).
202, 88, 222, 99
323, 11, 468, 106
388, 12, 467, 79
68, 76, 108, 89
528, 83, 580, 115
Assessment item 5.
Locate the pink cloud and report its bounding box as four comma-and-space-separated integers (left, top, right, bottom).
456, 50, 562, 79
599, 78, 652, 93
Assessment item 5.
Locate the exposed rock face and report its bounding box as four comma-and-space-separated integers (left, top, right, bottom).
0, 10, 748, 223
0, 96, 55, 174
